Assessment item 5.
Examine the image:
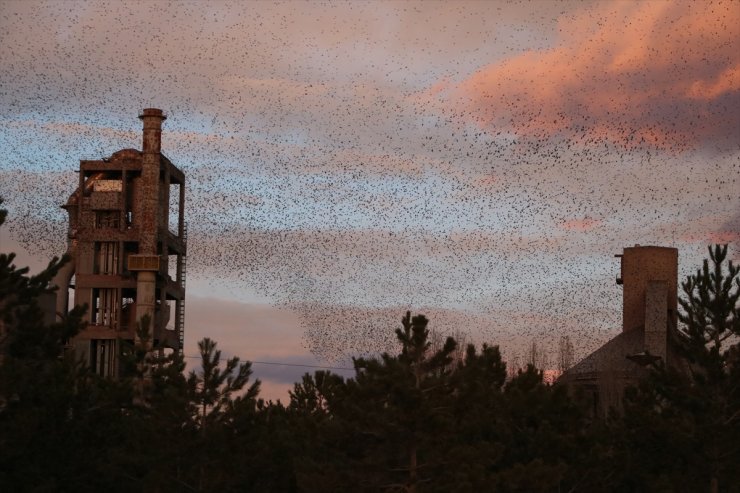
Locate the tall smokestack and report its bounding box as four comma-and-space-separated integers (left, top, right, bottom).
137, 108, 166, 254
135, 108, 166, 362
139, 108, 166, 154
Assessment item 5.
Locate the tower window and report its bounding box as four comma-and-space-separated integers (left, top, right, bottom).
96, 211, 120, 229
96, 242, 119, 275
90, 339, 117, 377
92, 288, 118, 327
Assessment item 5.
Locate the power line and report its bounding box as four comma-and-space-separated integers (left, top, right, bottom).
182, 355, 354, 372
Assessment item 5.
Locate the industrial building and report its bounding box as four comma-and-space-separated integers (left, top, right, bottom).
559, 245, 687, 415
52, 109, 186, 377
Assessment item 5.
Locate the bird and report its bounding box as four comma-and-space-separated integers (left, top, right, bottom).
0, 0, 737, 371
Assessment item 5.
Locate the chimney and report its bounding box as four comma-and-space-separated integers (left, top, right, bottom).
139, 108, 167, 154
137, 108, 166, 254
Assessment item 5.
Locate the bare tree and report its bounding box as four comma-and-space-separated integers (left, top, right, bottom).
558, 335, 574, 373
506, 352, 522, 379
527, 339, 549, 370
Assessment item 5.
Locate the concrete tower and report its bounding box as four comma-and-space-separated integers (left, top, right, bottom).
53, 109, 186, 376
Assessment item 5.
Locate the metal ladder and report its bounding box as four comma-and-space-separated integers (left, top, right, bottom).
177, 223, 188, 356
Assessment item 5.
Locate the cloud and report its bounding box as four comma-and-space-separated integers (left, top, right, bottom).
560, 217, 602, 232
442, 1, 739, 150
681, 230, 740, 246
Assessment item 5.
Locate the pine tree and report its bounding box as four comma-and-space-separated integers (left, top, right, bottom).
0, 198, 131, 491
289, 370, 345, 417
302, 312, 457, 492
675, 244, 739, 493
678, 244, 740, 366
288, 312, 597, 493
187, 337, 260, 431
287, 371, 349, 492
110, 316, 194, 492
0, 198, 83, 360
184, 337, 261, 492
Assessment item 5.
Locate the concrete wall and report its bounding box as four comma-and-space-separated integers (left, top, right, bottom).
644, 280, 668, 360
620, 246, 677, 333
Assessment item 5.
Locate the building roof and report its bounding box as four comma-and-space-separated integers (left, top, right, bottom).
559, 328, 649, 384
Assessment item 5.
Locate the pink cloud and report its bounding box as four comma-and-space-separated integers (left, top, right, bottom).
681, 230, 740, 245
560, 217, 602, 232
705, 231, 740, 244
442, 1, 739, 150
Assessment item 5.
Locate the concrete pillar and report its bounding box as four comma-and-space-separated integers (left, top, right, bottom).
135, 270, 156, 335
51, 249, 75, 322
645, 281, 668, 360
52, 199, 79, 321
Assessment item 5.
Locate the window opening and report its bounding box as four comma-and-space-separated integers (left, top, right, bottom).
96, 211, 120, 229
90, 339, 117, 377
92, 288, 118, 327
96, 242, 119, 275
168, 182, 181, 235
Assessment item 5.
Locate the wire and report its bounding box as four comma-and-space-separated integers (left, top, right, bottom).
182, 355, 355, 372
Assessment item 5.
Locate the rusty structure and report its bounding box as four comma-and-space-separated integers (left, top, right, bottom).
52, 109, 186, 377
559, 245, 685, 416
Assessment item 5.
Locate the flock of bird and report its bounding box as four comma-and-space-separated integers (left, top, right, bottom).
1, 1, 737, 365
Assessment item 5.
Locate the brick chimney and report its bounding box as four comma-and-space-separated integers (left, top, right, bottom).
137, 108, 166, 254
139, 108, 166, 154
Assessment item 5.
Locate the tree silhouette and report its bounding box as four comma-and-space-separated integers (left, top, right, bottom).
187, 337, 260, 430
678, 244, 740, 362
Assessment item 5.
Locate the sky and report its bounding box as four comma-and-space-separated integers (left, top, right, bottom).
0, 0, 738, 401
